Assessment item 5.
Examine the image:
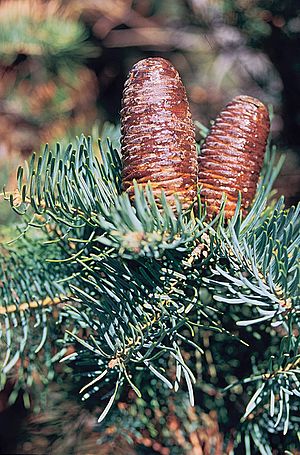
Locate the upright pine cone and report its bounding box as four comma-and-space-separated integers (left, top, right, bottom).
198, 95, 270, 218
121, 57, 197, 208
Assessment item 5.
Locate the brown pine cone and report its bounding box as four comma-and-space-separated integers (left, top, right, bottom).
121, 57, 197, 208
198, 95, 270, 219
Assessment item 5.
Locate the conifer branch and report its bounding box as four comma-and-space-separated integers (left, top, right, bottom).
0, 107, 298, 452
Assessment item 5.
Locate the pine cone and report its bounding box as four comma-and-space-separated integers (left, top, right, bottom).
121, 57, 197, 208
198, 95, 270, 218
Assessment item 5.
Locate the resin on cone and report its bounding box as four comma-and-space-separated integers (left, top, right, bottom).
121, 57, 197, 208
198, 95, 270, 218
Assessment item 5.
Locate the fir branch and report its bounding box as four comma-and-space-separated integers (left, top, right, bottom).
0, 233, 73, 387
8, 136, 204, 259
0, 294, 65, 315
3, 122, 299, 443
205, 199, 300, 327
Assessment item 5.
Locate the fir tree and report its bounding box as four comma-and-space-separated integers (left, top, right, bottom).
0, 58, 299, 454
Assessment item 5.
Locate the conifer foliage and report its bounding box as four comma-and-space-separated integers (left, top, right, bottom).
0, 58, 299, 453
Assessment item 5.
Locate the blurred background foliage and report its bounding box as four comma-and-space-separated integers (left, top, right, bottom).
0, 0, 299, 213
0, 0, 300, 453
